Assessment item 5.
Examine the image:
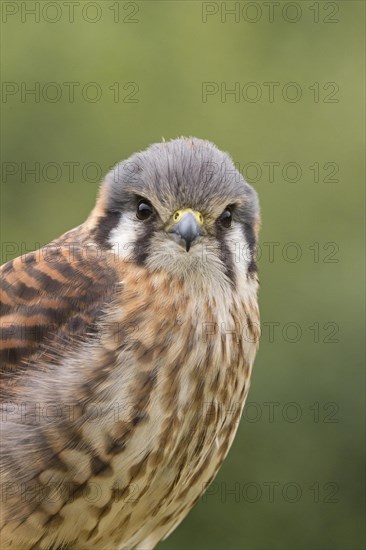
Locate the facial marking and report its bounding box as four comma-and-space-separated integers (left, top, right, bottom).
108, 212, 143, 262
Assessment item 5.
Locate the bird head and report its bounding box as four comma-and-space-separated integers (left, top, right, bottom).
89, 137, 260, 292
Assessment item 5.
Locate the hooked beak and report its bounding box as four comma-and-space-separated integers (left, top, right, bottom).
170, 209, 203, 252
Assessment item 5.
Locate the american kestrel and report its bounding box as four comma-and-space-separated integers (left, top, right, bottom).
0, 137, 260, 549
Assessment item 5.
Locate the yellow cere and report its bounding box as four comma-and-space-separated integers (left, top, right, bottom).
173, 208, 204, 225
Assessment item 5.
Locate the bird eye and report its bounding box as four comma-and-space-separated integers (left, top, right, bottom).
220, 207, 232, 228
136, 200, 153, 221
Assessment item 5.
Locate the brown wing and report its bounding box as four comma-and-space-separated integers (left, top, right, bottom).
0, 230, 119, 396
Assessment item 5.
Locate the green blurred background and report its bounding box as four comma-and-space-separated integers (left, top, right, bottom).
1, 1, 364, 549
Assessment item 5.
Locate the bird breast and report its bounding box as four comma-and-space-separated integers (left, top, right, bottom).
1, 264, 259, 550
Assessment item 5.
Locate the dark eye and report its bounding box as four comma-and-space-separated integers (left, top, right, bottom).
220, 207, 232, 228
136, 200, 153, 221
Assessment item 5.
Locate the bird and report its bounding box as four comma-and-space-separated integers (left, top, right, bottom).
0, 137, 260, 549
